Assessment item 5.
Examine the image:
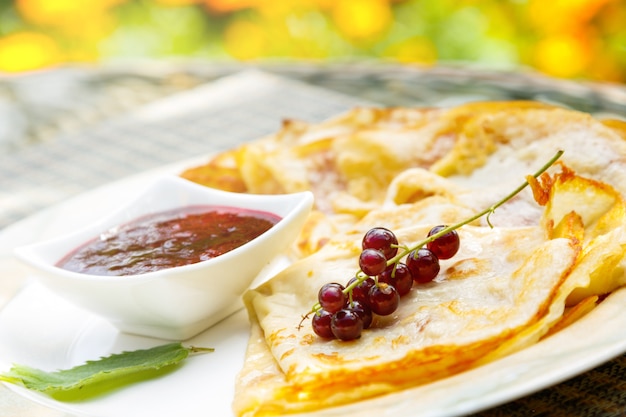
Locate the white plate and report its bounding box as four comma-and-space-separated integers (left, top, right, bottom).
2, 162, 626, 417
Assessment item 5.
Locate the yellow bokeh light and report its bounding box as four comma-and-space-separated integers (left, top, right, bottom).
16, 0, 125, 26
156, 0, 203, 5
224, 20, 267, 59
256, 1, 308, 19
0, 31, 62, 72
534, 35, 590, 78
204, 0, 261, 13
385, 37, 437, 64
331, 0, 392, 41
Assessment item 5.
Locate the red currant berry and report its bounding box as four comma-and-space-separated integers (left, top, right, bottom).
362, 227, 399, 260
406, 248, 440, 284
331, 309, 363, 341
349, 300, 373, 329
311, 309, 334, 338
318, 283, 346, 313
426, 225, 460, 260
359, 248, 388, 276
367, 283, 400, 316
346, 276, 375, 305
378, 262, 413, 296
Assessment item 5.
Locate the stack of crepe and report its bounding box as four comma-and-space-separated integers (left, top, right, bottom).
181, 101, 626, 416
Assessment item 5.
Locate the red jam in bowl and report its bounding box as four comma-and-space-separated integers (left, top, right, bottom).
56, 205, 281, 276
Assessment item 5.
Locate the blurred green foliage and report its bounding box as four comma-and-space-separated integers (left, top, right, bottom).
0, 0, 624, 82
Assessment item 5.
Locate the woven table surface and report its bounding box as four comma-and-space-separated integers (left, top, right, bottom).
1, 62, 625, 417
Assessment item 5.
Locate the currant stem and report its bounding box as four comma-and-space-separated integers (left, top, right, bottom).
307, 149, 563, 316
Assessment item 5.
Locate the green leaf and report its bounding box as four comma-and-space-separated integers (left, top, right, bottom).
0, 342, 213, 400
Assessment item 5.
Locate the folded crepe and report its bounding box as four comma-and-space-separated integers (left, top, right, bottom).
180, 101, 626, 416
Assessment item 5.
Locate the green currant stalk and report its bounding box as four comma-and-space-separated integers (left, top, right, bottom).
304, 149, 563, 319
